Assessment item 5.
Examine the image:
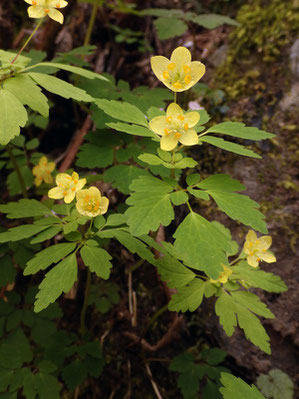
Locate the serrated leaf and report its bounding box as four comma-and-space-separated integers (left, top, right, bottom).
32, 373, 61, 399
170, 191, 189, 205
24, 243, 76, 275
220, 372, 266, 399
0, 89, 27, 145
32, 62, 108, 81
104, 165, 151, 194
197, 174, 267, 233
138, 153, 162, 165
0, 328, 33, 369
199, 136, 261, 158
27, 72, 93, 102
192, 14, 239, 29
4, 74, 49, 117
206, 122, 275, 141
170, 352, 201, 398
211, 221, 239, 256
256, 369, 294, 399
175, 157, 198, 169
230, 291, 274, 319
80, 246, 112, 279
215, 291, 271, 353
62, 360, 87, 392
106, 122, 154, 137
173, 212, 230, 279
30, 225, 62, 244
34, 254, 78, 312
125, 175, 174, 236
0, 254, 16, 288
156, 254, 195, 289
0, 224, 49, 243
154, 17, 188, 39
169, 279, 206, 312
233, 262, 287, 293
95, 99, 148, 127
206, 348, 227, 366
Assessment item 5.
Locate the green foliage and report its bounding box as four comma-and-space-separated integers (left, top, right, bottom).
220, 373, 266, 399
81, 245, 112, 279
88, 282, 120, 314
256, 369, 294, 399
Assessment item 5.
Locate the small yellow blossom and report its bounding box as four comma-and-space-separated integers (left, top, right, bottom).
76, 187, 109, 218
24, 0, 68, 24
210, 264, 232, 285
48, 172, 86, 203
150, 47, 205, 92
149, 102, 199, 151
32, 156, 55, 187
243, 230, 276, 268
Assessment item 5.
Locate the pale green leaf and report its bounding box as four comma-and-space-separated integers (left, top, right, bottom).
4, 74, 49, 117
173, 212, 230, 279
95, 99, 148, 127
187, 187, 210, 200
32, 62, 108, 81
138, 153, 163, 165
27, 73, 93, 102
154, 17, 188, 40
80, 246, 112, 279
34, 253, 78, 312
215, 292, 237, 337
156, 254, 195, 289
186, 173, 201, 186
211, 221, 239, 256
0, 224, 49, 243
30, 226, 62, 244
230, 291, 274, 319
106, 122, 155, 137
170, 191, 189, 205
175, 157, 198, 169
199, 136, 261, 158
104, 165, 151, 194
105, 213, 127, 227
220, 373, 266, 399
169, 279, 206, 312
206, 122, 275, 140
0, 89, 27, 145
256, 369, 294, 399
125, 175, 174, 236
192, 14, 239, 29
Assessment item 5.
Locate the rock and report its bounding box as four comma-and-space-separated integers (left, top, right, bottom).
279, 82, 299, 111
209, 44, 228, 67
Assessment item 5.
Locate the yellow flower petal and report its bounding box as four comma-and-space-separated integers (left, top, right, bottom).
46, 162, 56, 173
170, 46, 191, 69
150, 56, 170, 82
48, 8, 64, 23
247, 254, 259, 268
184, 111, 200, 127
34, 176, 43, 187
258, 251, 276, 263
258, 236, 272, 250
99, 196, 109, 215
179, 129, 198, 146
76, 178, 87, 192
160, 134, 178, 151
64, 190, 75, 203
56, 173, 71, 186
166, 102, 182, 118
149, 116, 168, 136
28, 5, 46, 18
189, 61, 206, 87
44, 174, 54, 184
246, 230, 257, 243
48, 186, 64, 199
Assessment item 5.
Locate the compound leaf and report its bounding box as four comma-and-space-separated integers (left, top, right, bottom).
169, 278, 206, 312
206, 122, 275, 141
80, 246, 112, 279
220, 373, 266, 399
104, 165, 151, 194
0, 199, 52, 219
199, 136, 261, 158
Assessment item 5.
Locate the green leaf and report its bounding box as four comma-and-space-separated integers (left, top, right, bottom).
24, 243, 76, 275
173, 212, 230, 279
26, 138, 39, 150
156, 254, 195, 289
4, 74, 49, 117
0, 255, 16, 288
105, 213, 127, 227
106, 122, 154, 137
197, 174, 267, 233
192, 14, 239, 29
169, 279, 206, 312
32, 62, 108, 81
104, 165, 151, 194
206, 122, 275, 141
256, 369, 294, 399
30, 226, 62, 244
0, 328, 33, 369
220, 372, 266, 399
170, 191, 189, 206
215, 291, 272, 353
95, 99, 148, 127
138, 153, 163, 165
154, 17, 188, 39
27, 73, 93, 102
211, 221, 239, 256
186, 173, 201, 186
0, 89, 27, 145
125, 175, 174, 236
80, 246, 112, 279
199, 136, 261, 158
62, 360, 87, 392
0, 224, 49, 243
206, 348, 227, 366
187, 187, 210, 200
233, 262, 287, 293
170, 352, 201, 398
31, 373, 61, 399
34, 253, 78, 312
175, 157, 198, 169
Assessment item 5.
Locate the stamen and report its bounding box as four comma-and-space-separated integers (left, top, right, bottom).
172, 82, 182, 89
63, 191, 67, 196
183, 123, 189, 130
183, 65, 191, 73
44, 8, 50, 13
174, 132, 181, 139
168, 62, 176, 71
184, 75, 192, 84
72, 187, 76, 192
164, 128, 170, 136
166, 116, 172, 123
56, 2, 61, 8
32, 0, 37, 4
177, 115, 184, 121
162, 71, 169, 80
257, 258, 261, 262
73, 179, 78, 184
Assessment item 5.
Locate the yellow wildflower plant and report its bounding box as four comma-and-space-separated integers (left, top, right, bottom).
210, 264, 232, 285
24, 0, 68, 24
76, 187, 109, 218
149, 102, 200, 151
150, 46, 205, 92
243, 230, 276, 268
32, 156, 55, 187
48, 172, 86, 204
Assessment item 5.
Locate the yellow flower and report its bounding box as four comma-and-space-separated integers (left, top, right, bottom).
243, 230, 276, 268
32, 156, 55, 187
24, 0, 68, 24
210, 264, 232, 285
48, 172, 86, 203
149, 102, 199, 151
76, 187, 109, 217
150, 46, 205, 92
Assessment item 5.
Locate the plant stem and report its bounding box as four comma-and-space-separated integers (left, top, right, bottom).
186, 200, 193, 212
80, 268, 91, 337
126, 258, 145, 274
11, 19, 43, 65
174, 92, 177, 104
144, 304, 169, 333
6, 145, 28, 198
84, 1, 99, 46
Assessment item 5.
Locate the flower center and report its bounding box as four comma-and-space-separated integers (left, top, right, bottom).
32, 0, 37, 5
84, 195, 100, 212
44, 8, 50, 13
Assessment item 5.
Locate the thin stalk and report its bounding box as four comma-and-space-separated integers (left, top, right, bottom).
144, 304, 168, 334
11, 19, 43, 65
79, 268, 91, 337
126, 258, 145, 274
6, 145, 28, 198
186, 200, 193, 213
84, 1, 99, 47
174, 92, 177, 104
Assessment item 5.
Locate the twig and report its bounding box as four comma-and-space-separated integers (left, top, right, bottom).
144, 362, 163, 399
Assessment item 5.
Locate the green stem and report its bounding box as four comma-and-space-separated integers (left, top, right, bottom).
174, 92, 177, 104
84, 1, 99, 46
6, 145, 28, 198
11, 19, 43, 65
145, 304, 169, 333
186, 200, 193, 213
126, 258, 145, 274
80, 268, 91, 337
87, 218, 94, 237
